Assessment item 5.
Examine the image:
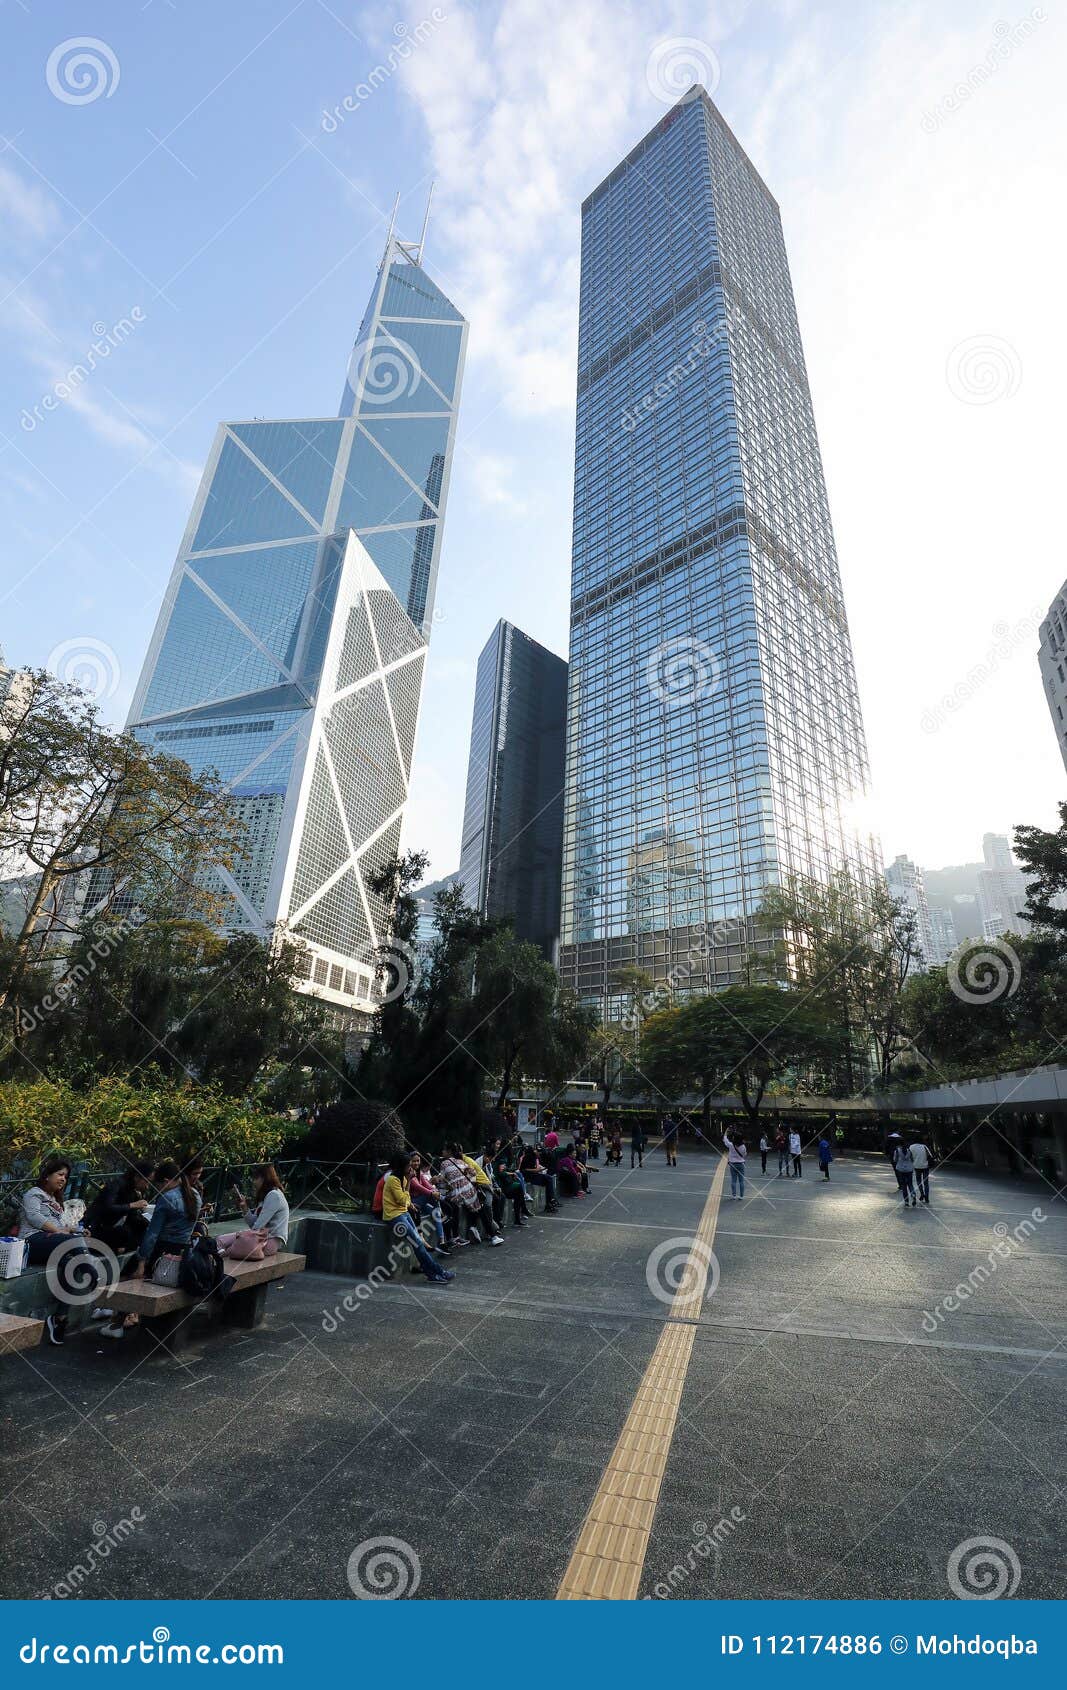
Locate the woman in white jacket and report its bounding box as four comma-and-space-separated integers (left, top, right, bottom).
221, 1165, 290, 1255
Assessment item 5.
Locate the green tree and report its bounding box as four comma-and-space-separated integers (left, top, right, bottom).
714, 984, 839, 1128
0, 669, 244, 1041
640, 985, 837, 1130
760, 871, 921, 1089
1014, 804, 1066, 933
468, 928, 568, 1109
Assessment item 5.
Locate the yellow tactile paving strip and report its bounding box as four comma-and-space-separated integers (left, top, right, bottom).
556, 1155, 727, 1600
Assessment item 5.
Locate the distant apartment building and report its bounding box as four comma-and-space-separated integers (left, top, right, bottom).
1038, 581, 1067, 772
458, 622, 567, 961
927, 906, 957, 966
977, 833, 1030, 940
885, 853, 935, 971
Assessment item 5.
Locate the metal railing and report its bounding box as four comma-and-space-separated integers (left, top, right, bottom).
0, 1157, 379, 1229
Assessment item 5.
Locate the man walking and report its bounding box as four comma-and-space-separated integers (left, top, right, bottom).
776, 1125, 789, 1177
662, 1114, 678, 1167
789, 1126, 803, 1178
759, 1131, 770, 1174
630, 1120, 646, 1169
910, 1135, 932, 1204
891, 1137, 916, 1207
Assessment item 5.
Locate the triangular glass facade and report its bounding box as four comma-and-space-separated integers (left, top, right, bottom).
128, 237, 466, 1013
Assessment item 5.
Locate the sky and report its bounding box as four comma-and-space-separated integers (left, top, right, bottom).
2, 0, 1065, 884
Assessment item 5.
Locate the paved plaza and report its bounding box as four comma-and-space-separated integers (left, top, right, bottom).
3, 1150, 1065, 1600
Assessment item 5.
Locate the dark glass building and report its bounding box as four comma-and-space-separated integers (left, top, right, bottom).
560, 87, 880, 1006
458, 621, 567, 960
127, 227, 467, 1015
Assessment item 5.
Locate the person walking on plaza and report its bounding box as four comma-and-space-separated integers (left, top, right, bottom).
775, 1125, 789, 1177
759, 1131, 770, 1174
817, 1136, 833, 1181
723, 1130, 747, 1198
891, 1137, 916, 1207
662, 1114, 678, 1167
909, 1136, 932, 1204
789, 1127, 803, 1178
630, 1120, 646, 1169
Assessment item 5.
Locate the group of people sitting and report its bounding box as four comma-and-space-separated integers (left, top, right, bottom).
371, 1131, 594, 1284
14, 1153, 289, 1345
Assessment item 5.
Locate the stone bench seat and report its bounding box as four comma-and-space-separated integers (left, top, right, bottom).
97, 1251, 305, 1354
0, 1311, 44, 1355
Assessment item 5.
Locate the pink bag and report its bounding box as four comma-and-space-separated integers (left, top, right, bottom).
224, 1231, 265, 1261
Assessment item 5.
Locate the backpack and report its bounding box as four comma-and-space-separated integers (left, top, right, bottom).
178, 1232, 226, 1298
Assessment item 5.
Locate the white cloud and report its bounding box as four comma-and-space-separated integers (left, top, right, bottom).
0, 159, 59, 247
461, 445, 527, 512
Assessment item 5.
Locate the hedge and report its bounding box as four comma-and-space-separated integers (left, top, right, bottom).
0, 1076, 297, 1180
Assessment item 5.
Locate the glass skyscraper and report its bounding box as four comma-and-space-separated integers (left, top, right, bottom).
458, 621, 567, 961
559, 86, 880, 1006
128, 230, 467, 1014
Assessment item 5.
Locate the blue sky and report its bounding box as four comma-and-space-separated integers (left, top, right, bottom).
3, 0, 1065, 881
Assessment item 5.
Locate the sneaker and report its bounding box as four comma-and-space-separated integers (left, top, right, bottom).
451, 1237, 469, 1248
100, 1322, 126, 1340
517, 1217, 529, 1227
45, 1313, 66, 1347
467, 1227, 482, 1244
434, 1244, 452, 1256
489, 1235, 503, 1247
428, 1270, 455, 1284
91, 1307, 114, 1321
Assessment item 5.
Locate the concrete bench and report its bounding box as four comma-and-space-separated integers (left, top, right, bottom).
0, 1311, 44, 1355
95, 1250, 305, 1354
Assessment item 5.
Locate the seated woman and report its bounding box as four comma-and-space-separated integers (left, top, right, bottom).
84, 1161, 154, 1256
519, 1144, 559, 1212
556, 1143, 589, 1199
455, 1142, 504, 1244
436, 1147, 490, 1243
128, 1160, 201, 1277
492, 1141, 530, 1227
17, 1155, 97, 1346
406, 1153, 449, 1255
219, 1165, 290, 1258
383, 1154, 454, 1284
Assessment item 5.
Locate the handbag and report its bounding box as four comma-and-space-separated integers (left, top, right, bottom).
224, 1231, 265, 1261
0, 1236, 27, 1279
151, 1253, 182, 1287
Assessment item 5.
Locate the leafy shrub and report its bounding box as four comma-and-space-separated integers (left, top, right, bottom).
0, 1074, 294, 1181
